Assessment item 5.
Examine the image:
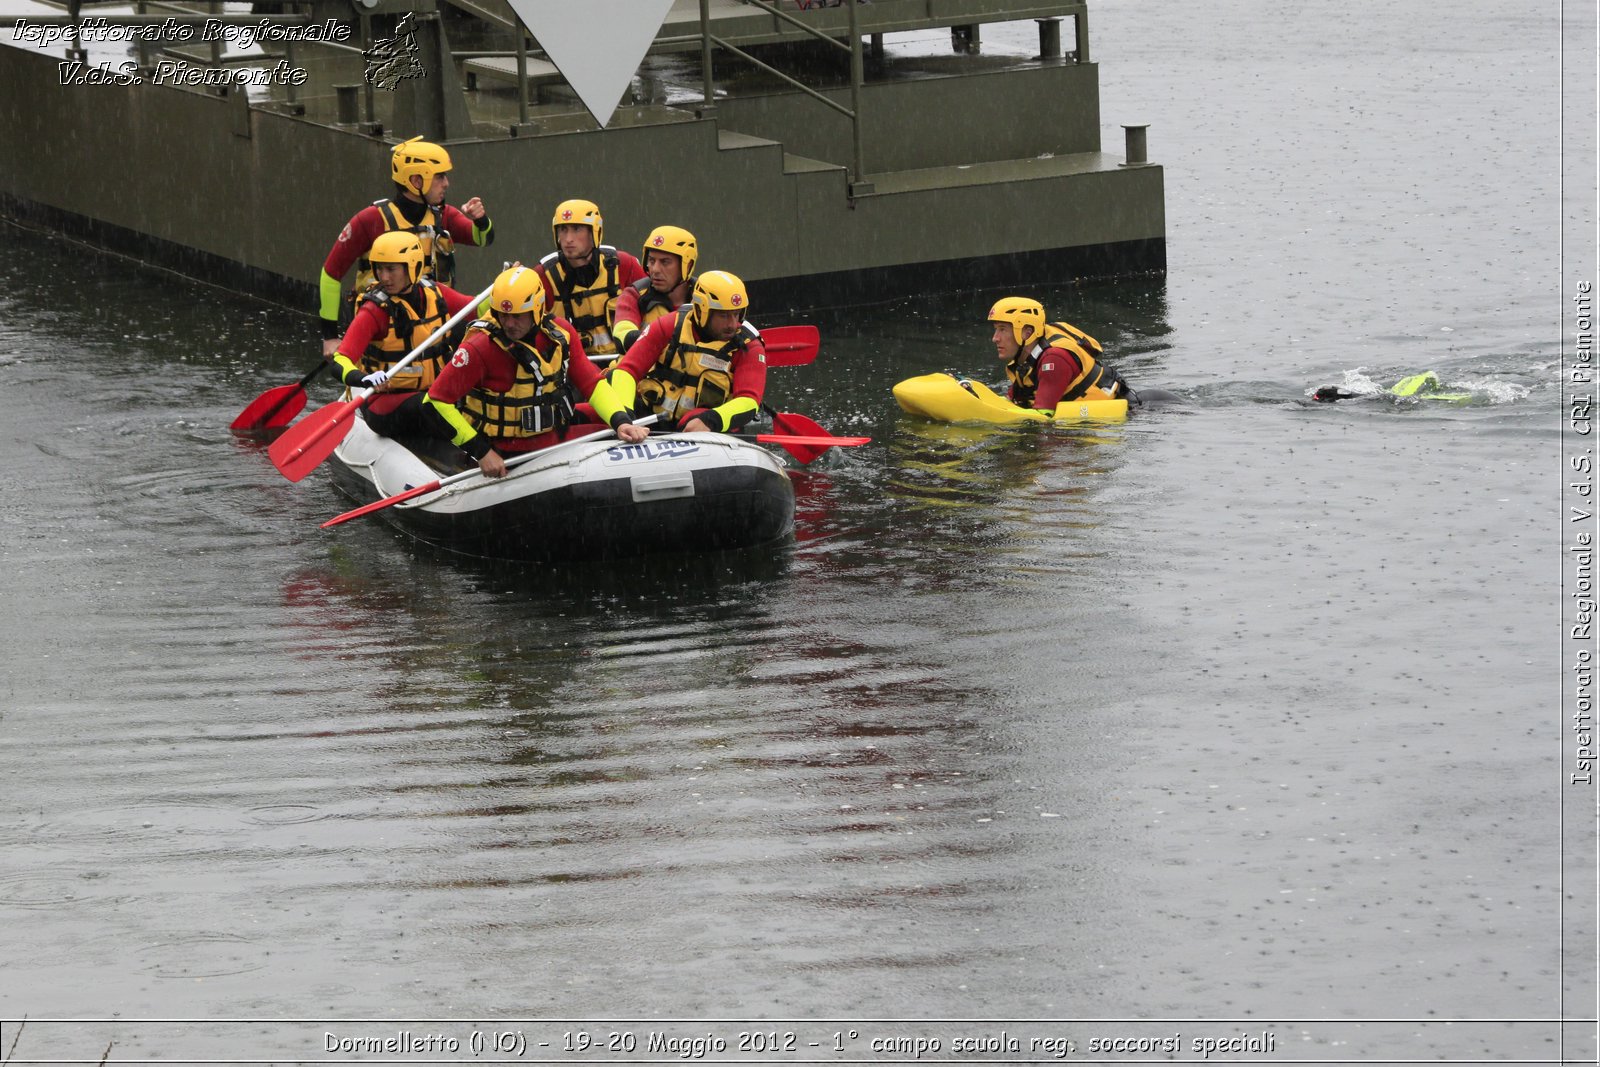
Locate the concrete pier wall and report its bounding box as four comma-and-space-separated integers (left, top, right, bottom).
0, 42, 1163, 317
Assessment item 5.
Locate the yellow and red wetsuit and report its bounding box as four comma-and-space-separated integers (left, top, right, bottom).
330, 280, 478, 396
611, 277, 686, 352
421, 316, 633, 460
319, 195, 493, 340
533, 248, 646, 362
1006, 321, 1131, 413
608, 307, 768, 433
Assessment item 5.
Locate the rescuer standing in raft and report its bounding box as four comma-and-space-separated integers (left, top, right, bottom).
318, 136, 493, 356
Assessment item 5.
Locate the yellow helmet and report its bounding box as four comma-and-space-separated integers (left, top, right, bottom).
490, 265, 546, 321
391, 136, 452, 196
368, 230, 425, 284
552, 199, 603, 246
987, 296, 1046, 345
642, 225, 698, 278
690, 269, 748, 328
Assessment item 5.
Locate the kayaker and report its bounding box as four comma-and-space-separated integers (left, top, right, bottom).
317, 136, 493, 357
987, 296, 1134, 413
611, 225, 697, 354
533, 199, 646, 364
326, 231, 480, 436
405, 266, 649, 478
606, 269, 768, 434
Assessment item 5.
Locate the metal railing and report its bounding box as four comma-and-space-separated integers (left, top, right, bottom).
452, 42, 560, 127
463, 0, 871, 182
124, 0, 310, 111
697, 0, 870, 192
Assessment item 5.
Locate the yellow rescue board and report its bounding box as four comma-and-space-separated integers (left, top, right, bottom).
892, 373, 1129, 425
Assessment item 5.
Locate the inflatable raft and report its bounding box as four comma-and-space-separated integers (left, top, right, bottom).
893, 373, 1129, 425
326, 416, 795, 561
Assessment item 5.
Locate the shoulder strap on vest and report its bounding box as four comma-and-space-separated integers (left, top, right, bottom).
657, 306, 692, 368
600, 248, 620, 298
1043, 320, 1103, 359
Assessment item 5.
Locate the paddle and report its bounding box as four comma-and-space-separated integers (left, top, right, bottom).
320, 415, 661, 528
755, 433, 870, 448
586, 323, 820, 366
268, 283, 494, 483
231, 361, 330, 433
757, 404, 868, 464
761, 324, 819, 367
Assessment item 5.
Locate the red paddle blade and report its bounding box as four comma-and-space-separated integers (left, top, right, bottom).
231, 383, 307, 432
321, 477, 442, 528
268, 397, 363, 482
768, 410, 829, 437
759, 412, 868, 465
771, 438, 826, 464
767, 411, 825, 463
761, 325, 819, 367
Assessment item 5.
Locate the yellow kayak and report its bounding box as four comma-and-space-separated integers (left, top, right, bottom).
892, 373, 1129, 425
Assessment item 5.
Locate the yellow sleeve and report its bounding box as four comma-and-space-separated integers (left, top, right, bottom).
423, 394, 483, 450
586, 377, 631, 428
606, 367, 639, 411
319, 269, 344, 328
707, 396, 759, 433
332, 353, 361, 379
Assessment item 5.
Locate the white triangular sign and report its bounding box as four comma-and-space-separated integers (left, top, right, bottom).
503, 0, 675, 128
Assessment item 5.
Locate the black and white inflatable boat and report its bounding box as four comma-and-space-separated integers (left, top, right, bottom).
325, 415, 796, 561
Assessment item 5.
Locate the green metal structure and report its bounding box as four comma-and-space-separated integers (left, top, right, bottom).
0, 0, 1164, 314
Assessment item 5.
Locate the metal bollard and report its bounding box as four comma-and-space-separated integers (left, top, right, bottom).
1036, 18, 1061, 59
1121, 123, 1149, 167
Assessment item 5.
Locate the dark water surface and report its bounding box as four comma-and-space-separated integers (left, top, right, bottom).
1, 1, 1592, 1063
